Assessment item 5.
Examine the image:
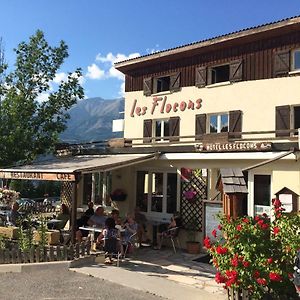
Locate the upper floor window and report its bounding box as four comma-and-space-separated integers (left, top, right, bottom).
143, 117, 180, 143
155, 119, 170, 141
154, 76, 170, 93
275, 104, 300, 137
143, 72, 181, 96
208, 113, 229, 133
292, 49, 300, 71
210, 65, 230, 84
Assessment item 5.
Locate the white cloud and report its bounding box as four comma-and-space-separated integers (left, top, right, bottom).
86, 63, 105, 80
53, 72, 68, 83
36, 92, 49, 103
118, 82, 125, 97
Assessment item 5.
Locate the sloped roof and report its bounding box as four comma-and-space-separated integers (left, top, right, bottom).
218, 168, 248, 194
115, 15, 300, 72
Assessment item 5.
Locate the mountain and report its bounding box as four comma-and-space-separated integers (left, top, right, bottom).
59, 97, 124, 143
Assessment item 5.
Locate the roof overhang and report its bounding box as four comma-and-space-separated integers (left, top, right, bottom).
0, 153, 159, 182
115, 16, 300, 73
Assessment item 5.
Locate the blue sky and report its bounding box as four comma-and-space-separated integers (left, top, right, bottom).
0, 0, 299, 100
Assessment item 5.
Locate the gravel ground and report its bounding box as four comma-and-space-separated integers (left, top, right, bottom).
0, 269, 165, 300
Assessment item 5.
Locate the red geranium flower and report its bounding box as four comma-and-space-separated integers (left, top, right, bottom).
253, 270, 260, 278
267, 258, 273, 264
243, 261, 250, 267
236, 224, 243, 231
269, 272, 282, 282
231, 256, 239, 267
217, 224, 222, 230
215, 272, 226, 283
212, 229, 217, 238
216, 245, 228, 255
203, 236, 211, 249
242, 218, 250, 223
273, 227, 280, 235
256, 278, 267, 286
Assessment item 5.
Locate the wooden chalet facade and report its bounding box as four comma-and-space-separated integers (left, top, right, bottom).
111, 16, 300, 246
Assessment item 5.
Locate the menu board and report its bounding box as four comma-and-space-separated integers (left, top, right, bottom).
204, 202, 222, 242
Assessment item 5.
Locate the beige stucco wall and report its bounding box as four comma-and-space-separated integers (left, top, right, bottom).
124, 76, 300, 139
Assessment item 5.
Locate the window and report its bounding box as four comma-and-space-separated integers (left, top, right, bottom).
208, 113, 229, 133
154, 119, 170, 141
292, 49, 300, 71
254, 174, 271, 216
155, 76, 170, 93
136, 170, 178, 218
210, 64, 230, 84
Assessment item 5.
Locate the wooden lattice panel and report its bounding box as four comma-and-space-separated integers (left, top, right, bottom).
60, 181, 73, 208
180, 169, 207, 232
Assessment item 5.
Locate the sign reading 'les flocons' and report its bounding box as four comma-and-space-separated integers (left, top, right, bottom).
130, 96, 202, 117
0, 171, 75, 182
195, 142, 272, 152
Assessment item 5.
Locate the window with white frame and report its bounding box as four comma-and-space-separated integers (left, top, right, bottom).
292, 49, 300, 71
136, 170, 178, 218
208, 113, 229, 133
154, 119, 170, 141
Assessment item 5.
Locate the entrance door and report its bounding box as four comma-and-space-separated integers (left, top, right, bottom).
253, 174, 271, 216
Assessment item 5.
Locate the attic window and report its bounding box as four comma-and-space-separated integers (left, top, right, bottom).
154, 76, 170, 93
210, 65, 230, 84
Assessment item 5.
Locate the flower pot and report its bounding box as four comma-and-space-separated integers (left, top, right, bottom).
110, 194, 127, 201
186, 241, 200, 254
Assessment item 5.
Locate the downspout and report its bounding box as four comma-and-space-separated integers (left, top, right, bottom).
71, 172, 80, 244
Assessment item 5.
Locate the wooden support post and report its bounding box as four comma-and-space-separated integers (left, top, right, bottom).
71, 172, 80, 244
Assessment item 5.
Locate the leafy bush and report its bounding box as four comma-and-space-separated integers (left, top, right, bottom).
205, 199, 300, 299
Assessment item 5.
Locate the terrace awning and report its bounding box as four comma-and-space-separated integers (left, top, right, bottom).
0, 153, 159, 182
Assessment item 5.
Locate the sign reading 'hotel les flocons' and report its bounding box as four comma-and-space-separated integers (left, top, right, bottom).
130, 96, 202, 117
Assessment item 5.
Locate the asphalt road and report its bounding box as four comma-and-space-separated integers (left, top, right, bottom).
0, 269, 165, 300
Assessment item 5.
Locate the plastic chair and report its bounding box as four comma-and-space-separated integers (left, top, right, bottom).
103, 237, 122, 266
123, 232, 138, 258
160, 226, 181, 254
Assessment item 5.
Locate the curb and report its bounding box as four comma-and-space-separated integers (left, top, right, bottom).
0, 256, 95, 273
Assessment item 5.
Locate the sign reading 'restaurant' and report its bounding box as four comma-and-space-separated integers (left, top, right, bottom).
130, 96, 202, 117
195, 142, 272, 152
0, 171, 75, 182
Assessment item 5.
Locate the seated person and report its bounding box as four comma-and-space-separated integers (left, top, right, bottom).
76, 206, 107, 242
50, 203, 70, 230
155, 212, 182, 250
122, 214, 138, 254
96, 217, 121, 259
134, 206, 148, 246
6, 202, 21, 226
75, 201, 95, 241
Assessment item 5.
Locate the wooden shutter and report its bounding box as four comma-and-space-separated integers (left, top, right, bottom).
170, 72, 181, 92
143, 77, 152, 96
143, 119, 152, 143
274, 50, 290, 77
195, 114, 206, 140
275, 105, 290, 137
195, 66, 207, 87
169, 117, 180, 141
229, 60, 243, 82
229, 110, 242, 138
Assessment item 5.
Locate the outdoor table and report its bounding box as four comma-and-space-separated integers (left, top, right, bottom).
47, 219, 62, 229
148, 218, 169, 246
79, 226, 103, 242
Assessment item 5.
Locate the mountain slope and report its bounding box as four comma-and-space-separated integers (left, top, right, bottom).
60, 97, 124, 143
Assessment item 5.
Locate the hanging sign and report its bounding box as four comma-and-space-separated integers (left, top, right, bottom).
0, 171, 75, 182
195, 142, 272, 152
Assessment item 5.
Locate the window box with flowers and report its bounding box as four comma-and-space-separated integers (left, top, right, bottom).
204, 199, 300, 299
110, 189, 127, 201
